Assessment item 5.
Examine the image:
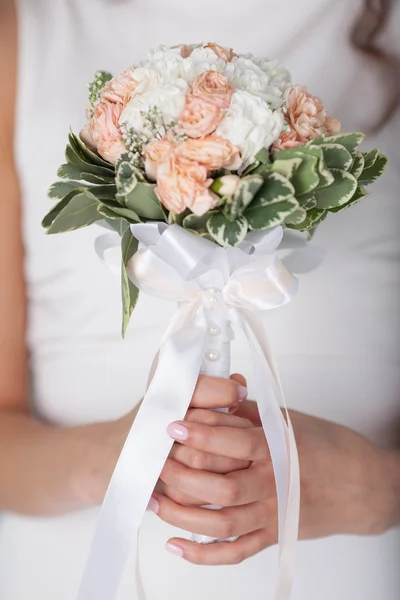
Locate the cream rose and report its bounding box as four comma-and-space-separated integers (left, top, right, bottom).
216, 90, 284, 168
191, 71, 233, 109
175, 135, 242, 171
179, 96, 223, 138
80, 100, 126, 164
273, 85, 341, 150
155, 155, 218, 216
224, 56, 288, 107
143, 137, 176, 180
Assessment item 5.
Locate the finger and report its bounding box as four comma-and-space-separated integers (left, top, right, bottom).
185, 408, 252, 429
160, 459, 271, 506
167, 421, 269, 462
166, 528, 275, 565
154, 480, 203, 506
190, 375, 248, 410
230, 373, 247, 387
169, 444, 250, 474
151, 493, 272, 540
229, 400, 262, 425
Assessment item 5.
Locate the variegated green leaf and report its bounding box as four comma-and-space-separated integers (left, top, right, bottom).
121, 227, 139, 338
252, 171, 295, 206
329, 185, 369, 213
315, 169, 358, 209
206, 213, 248, 247
358, 153, 388, 186
316, 143, 353, 171
362, 148, 379, 170
46, 190, 102, 234
284, 206, 307, 225
287, 207, 327, 231
255, 148, 270, 165
183, 211, 216, 232
310, 133, 364, 157
57, 163, 114, 184
271, 157, 302, 179
290, 154, 320, 195
297, 192, 317, 209
228, 174, 264, 220
351, 152, 365, 179
246, 197, 299, 231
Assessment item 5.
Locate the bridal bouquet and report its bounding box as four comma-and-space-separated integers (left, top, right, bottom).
43, 43, 386, 600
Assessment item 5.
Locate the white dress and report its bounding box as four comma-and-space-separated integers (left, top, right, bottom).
1, 0, 399, 598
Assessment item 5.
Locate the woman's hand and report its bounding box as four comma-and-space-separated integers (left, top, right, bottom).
150, 401, 400, 565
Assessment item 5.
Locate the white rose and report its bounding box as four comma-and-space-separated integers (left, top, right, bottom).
215, 90, 284, 168
224, 56, 287, 107
244, 54, 291, 97
120, 81, 188, 135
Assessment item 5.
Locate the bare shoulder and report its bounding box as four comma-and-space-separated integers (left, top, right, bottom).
0, 0, 29, 412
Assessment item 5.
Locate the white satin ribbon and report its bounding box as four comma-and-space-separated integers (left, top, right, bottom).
77, 223, 300, 600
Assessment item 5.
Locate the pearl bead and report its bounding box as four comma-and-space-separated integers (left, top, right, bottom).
203, 288, 221, 309
208, 324, 221, 336
205, 349, 221, 362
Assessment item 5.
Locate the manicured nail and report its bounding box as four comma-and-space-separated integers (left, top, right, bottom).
166, 542, 184, 557
167, 422, 189, 441
147, 496, 159, 514
238, 386, 248, 402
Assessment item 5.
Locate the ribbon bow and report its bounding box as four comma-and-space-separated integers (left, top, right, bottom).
78, 223, 300, 600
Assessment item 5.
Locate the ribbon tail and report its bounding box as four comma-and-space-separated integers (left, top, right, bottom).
76, 306, 207, 600
237, 311, 300, 600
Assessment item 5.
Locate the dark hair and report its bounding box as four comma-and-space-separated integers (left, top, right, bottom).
351, 0, 400, 130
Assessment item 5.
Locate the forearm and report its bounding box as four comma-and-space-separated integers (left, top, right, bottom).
0, 408, 134, 516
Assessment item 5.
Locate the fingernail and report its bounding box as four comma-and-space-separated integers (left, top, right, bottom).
167, 422, 189, 441
238, 386, 248, 402
166, 542, 184, 557
147, 496, 159, 514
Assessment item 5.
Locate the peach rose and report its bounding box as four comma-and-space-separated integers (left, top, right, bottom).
273, 85, 341, 150
80, 101, 126, 164
143, 137, 176, 180
179, 96, 223, 139
101, 68, 138, 105
205, 43, 236, 62
191, 71, 233, 109
155, 155, 218, 216
175, 135, 242, 171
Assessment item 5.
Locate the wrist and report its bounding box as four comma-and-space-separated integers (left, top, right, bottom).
365, 446, 400, 535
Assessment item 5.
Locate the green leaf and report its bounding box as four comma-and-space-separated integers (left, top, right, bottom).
121, 228, 139, 338
57, 163, 114, 184
315, 169, 358, 209
68, 130, 114, 170
228, 174, 264, 220
297, 192, 317, 209
48, 180, 84, 200
124, 183, 165, 220
46, 191, 102, 234
115, 161, 138, 199
182, 211, 216, 232
87, 184, 118, 200
241, 159, 261, 176
284, 206, 307, 225
362, 148, 379, 170
246, 197, 299, 231
97, 201, 141, 223
287, 207, 327, 231
42, 188, 83, 228
206, 213, 248, 247
291, 155, 320, 195
168, 209, 191, 226
358, 153, 388, 186
351, 152, 365, 179
65, 144, 115, 180
329, 185, 369, 213
104, 217, 131, 236
252, 171, 295, 206
310, 132, 364, 157
271, 157, 302, 179
316, 143, 353, 171
255, 148, 270, 165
